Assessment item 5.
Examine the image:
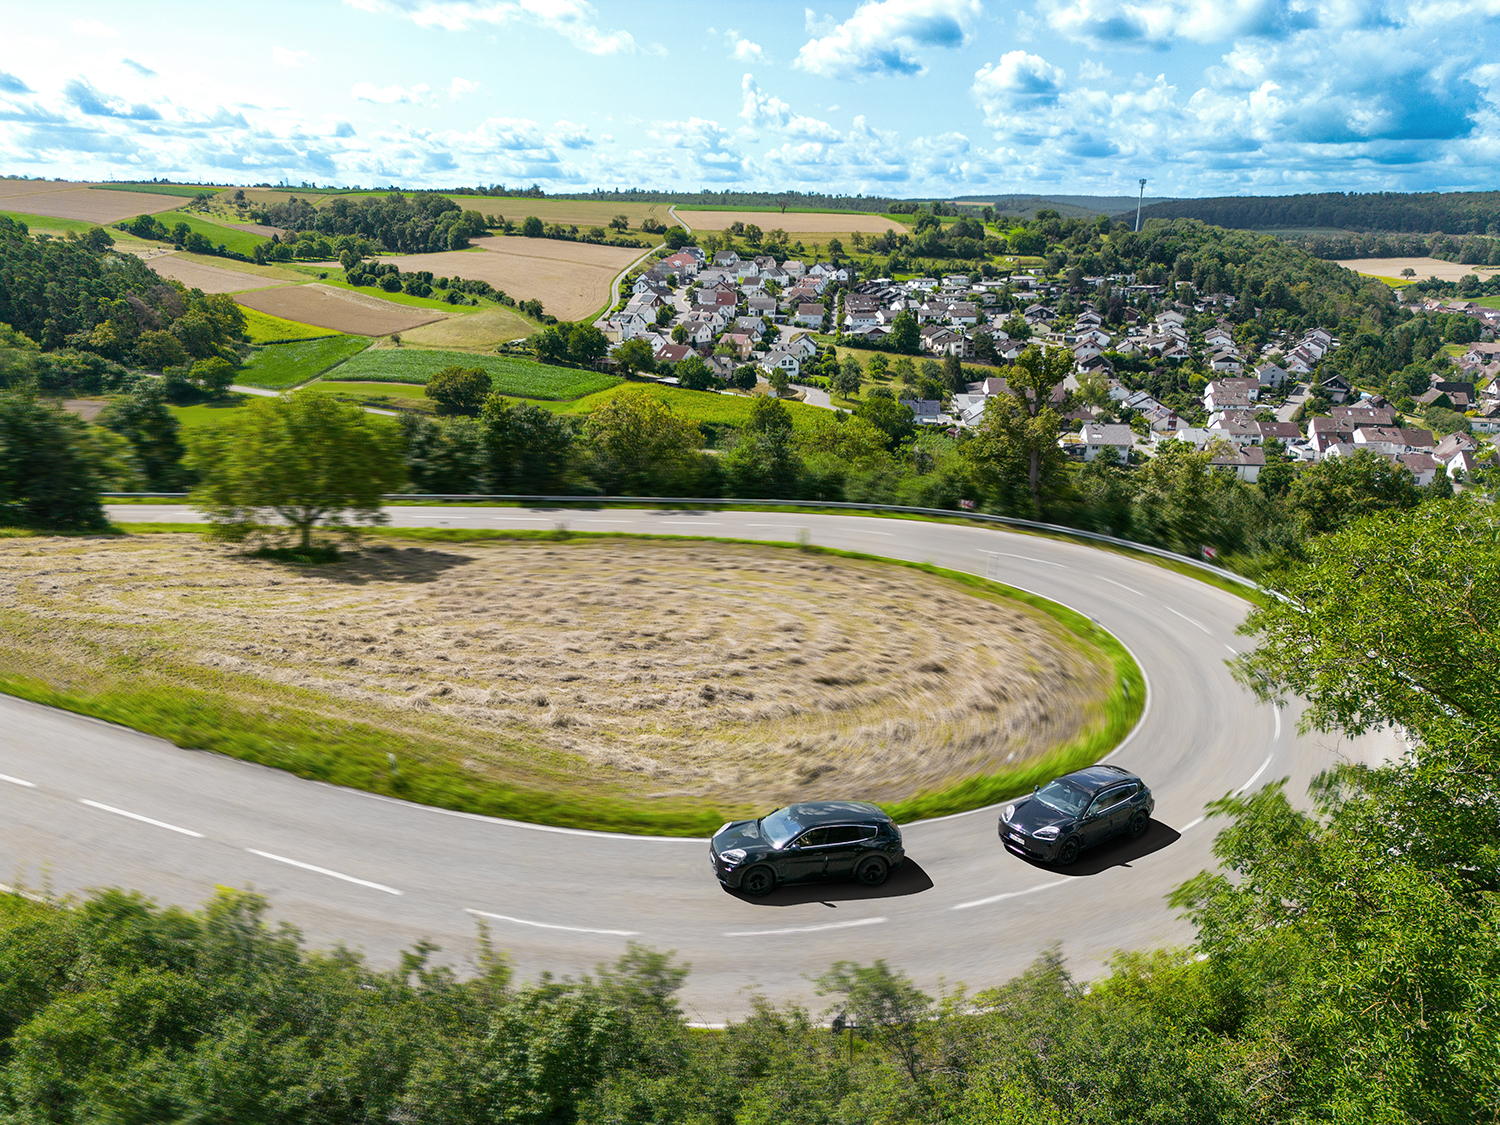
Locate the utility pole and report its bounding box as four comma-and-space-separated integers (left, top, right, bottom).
1135, 178, 1147, 232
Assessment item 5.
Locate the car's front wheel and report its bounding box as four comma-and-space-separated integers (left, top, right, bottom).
741, 865, 776, 896
1056, 837, 1081, 866
854, 856, 889, 886
1128, 810, 1149, 838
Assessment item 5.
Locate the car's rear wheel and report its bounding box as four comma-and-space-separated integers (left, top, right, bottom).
741, 865, 776, 896
855, 856, 889, 886
1128, 810, 1149, 838
1056, 837, 1081, 866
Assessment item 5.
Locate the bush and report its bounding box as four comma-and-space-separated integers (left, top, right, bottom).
425, 366, 493, 416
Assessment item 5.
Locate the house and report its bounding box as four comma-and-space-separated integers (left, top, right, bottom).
1257, 420, 1303, 444
783, 334, 819, 359
721, 332, 755, 359
712, 250, 740, 268
654, 343, 694, 365
1208, 418, 1262, 446
899, 399, 946, 425
660, 251, 700, 276
747, 296, 779, 320
1255, 362, 1290, 389
1352, 426, 1435, 456
1210, 444, 1265, 483
921, 325, 970, 357
1397, 452, 1441, 486
1308, 416, 1360, 454
948, 302, 980, 327
1331, 404, 1397, 427
1470, 400, 1500, 434
760, 350, 801, 378
1080, 423, 1134, 463
1318, 373, 1352, 403
1208, 351, 1244, 374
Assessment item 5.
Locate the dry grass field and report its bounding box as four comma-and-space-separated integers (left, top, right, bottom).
1338, 256, 1500, 282
682, 210, 903, 234
0, 180, 188, 222
0, 536, 1111, 811
385, 236, 645, 320
395, 306, 536, 350
235, 283, 447, 335
149, 254, 290, 293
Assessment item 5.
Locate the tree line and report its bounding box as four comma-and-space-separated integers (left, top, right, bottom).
249, 192, 489, 254
0, 493, 1493, 1121
1132, 190, 1500, 235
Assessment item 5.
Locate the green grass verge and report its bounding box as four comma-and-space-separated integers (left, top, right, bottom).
328, 348, 621, 399
0, 209, 146, 243
8, 528, 1143, 835
542, 383, 826, 427
148, 210, 268, 257
237, 335, 372, 388
168, 399, 252, 429
94, 183, 215, 198
240, 307, 341, 345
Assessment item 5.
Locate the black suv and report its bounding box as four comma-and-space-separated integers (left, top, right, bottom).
998, 765, 1154, 866
710, 801, 905, 896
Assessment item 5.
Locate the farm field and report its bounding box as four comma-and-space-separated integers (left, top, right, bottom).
397, 306, 535, 351
149, 254, 288, 293
545, 382, 828, 430
92, 183, 212, 198
384, 236, 645, 321
168, 399, 251, 430
680, 209, 904, 234
235, 283, 447, 336
0, 180, 189, 222
141, 210, 269, 257
240, 308, 339, 344
237, 335, 372, 388
0, 210, 152, 250
327, 347, 621, 399
300, 380, 433, 414
1337, 257, 1500, 283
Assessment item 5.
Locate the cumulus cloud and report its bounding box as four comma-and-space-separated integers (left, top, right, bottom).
731, 36, 766, 62
345, 0, 652, 55
740, 75, 842, 141
70, 19, 119, 38
121, 59, 157, 78
1037, 0, 1417, 47
63, 78, 161, 121
972, 51, 1068, 114
795, 0, 980, 79
0, 71, 32, 94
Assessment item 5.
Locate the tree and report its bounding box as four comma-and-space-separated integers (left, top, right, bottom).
609, 214, 629, 232
583, 386, 705, 495
1000, 313, 1031, 340
965, 343, 1069, 515
888, 311, 920, 354
425, 366, 493, 416
186, 392, 405, 549
675, 355, 717, 391
831, 357, 863, 400
97, 382, 189, 490
852, 395, 915, 452
726, 395, 802, 498
0, 390, 111, 528
942, 352, 965, 393
521, 216, 544, 237
567, 323, 609, 365
767, 368, 790, 397
670, 324, 689, 345
399, 414, 485, 493
615, 338, 656, 377
731, 364, 758, 390
189, 356, 236, 397
1285, 448, 1420, 536
531, 327, 570, 365
481, 395, 575, 493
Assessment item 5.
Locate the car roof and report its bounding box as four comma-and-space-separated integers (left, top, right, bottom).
1059, 764, 1140, 794
780, 800, 891, 827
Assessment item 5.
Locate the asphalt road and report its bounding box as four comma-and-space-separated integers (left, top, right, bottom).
1, 507, 1395, 1023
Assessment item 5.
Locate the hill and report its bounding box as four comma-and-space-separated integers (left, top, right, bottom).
1128, 191, 1500, 236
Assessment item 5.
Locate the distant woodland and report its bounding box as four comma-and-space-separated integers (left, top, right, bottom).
1134, 191, 1500, 236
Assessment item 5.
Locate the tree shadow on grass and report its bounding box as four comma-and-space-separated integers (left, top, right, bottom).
723, 859, 935, 907
242, 542, 481, 585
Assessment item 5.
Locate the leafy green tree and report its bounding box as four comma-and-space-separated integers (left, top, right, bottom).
1285, 448, 1420, 536
425, 365, 493, 416
189, 356, 236, 397
583, 386, 705, 495
481, 395, 575, 493
675, 355, 717, 391
767, 367, 790, 397
187, 392, 405, 548
965, 344, 1069, 515
609, 214, 629, 232
133, 330, 187, 372
726, 396, 802, 498
520, 216, 544, 237
0, 390, 111, 528
531, 327, 569, 365
888, 311, 920, 354
615, 337, 656, 376
942, 352, 965, 393
399, 414, 486, 493
567, 323, 609, 365
852, 394, 916, 452
731, 364, 758, 390
832, 356, 863, 399
97, 382, 189, 490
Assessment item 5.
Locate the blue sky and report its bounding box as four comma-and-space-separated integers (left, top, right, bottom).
1, 0, 1497, 198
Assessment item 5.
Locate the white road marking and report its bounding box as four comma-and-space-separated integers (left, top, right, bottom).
466, 908, 638, 936
725, 916, 886, 937
1234, 754, 1274, 796
979, 550, 1068, 568
952, 879, 1070, 911
352, 789, 709, 841
1097, 576, 1143, 596
247, 849, 402, 895
1273, 705, 1281, 740
1166, 606, 1211, 634
1182, 816, 1206, 832
0, 773, 36, 788
1225, 644, 1238, 655
80, 799, 203, 837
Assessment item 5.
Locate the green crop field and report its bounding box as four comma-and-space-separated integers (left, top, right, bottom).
240, 307, 340, 345
237, 335, 372, 388
168, 399, 253, 430
300, 380, 434, 413
94, 183, 215, 198
325, 348, 621, 399
546, 383, 828, 430
1474, 295, 1500, 310
147, 210, 268, 257
0, 210, 151, 246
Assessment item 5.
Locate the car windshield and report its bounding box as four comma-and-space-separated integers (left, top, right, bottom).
760, 807, 808, 848
1035, 779, 1089, 816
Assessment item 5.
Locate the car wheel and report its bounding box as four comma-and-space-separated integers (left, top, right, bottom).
1128, 810, 1149, 838
854, 856, 890, 886
1056, 837, 1081, 866
741, 865, 776, 896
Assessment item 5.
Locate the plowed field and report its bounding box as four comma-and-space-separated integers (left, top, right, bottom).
149, 254, 289, 293
235, 284, 446, 336
0, 180, 187, 222
681, 210, 902, 233
1337, 257, 1500, 282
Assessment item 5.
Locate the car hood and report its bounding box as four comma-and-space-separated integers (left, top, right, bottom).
713, 819, 771, 853
1005, 796, 1077, 835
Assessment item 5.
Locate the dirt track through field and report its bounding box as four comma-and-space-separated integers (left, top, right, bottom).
0, 536, 1111, 808
234, 284, 447, 335
684, 210, 904, 234
0, 181, 188, 222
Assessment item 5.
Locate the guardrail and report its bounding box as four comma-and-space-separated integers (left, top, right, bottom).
102, 493, 1258, 590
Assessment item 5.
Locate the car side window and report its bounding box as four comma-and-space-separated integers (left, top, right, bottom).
1091, 787, 1129, 815
825, 825, 875, 845
794, 828, 829, 848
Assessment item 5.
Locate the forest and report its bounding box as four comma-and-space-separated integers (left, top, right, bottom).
1132, 190, 1500, 236
249, 192, 490, 254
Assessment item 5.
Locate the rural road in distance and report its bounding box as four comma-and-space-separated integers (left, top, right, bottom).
1, 507, 1397, 1023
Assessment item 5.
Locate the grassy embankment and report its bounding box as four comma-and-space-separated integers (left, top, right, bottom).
240, 308, 340, 345
92, 183, 214, 198
147, 210, 268, 257
325, 347, 621, 399
0, 533, 1142, 835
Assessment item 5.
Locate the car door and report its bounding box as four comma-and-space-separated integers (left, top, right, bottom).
1084, 786, 1133, 844
781, 828, 830, 882
821, 825, 876, 878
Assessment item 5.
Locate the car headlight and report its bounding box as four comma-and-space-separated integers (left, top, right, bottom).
1033, 826, 1061, 839
719, 848, 748, 866
1002, 805, 1015, 822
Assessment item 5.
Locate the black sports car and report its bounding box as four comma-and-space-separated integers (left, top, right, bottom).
710, 801, 905, 896
998, 764, 1154, 865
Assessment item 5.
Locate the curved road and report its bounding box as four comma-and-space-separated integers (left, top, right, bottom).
2, 507, 1395, 1023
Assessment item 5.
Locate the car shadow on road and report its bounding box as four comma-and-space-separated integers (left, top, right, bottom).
1012, 820, 1182, 878
724, 859, 935, 907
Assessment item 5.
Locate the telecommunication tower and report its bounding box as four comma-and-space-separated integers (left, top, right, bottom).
1135, 179, 1147, 232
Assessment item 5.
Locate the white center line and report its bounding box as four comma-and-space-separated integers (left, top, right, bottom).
0, 773, 36, 788
1166, 606, 1211, 634
978, 550, 1068, 569
1273, 705, 1281, 740
952, 879, 1070, 911
466, 908, 638, 936
1182, 815, 1206, 832
1234, 754, 1274, 796
725, 916, 886, 936
1098, 576, 1143, 596
247, 849, 402, 895
80, 799, 203, 837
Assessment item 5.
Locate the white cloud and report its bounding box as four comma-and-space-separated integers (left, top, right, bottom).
70, 19, 119, 38
740, 74, 841, 141
346, 0, 649, 55
1079, 58, 1111, 80
794, 0, 980, 79
448, 76, 481, 99
351, 82, 431, 104
732, 37, 766, 62
1035, 0, 1465, 47
273, 46, 313, 67
972, 51, 1068, 115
